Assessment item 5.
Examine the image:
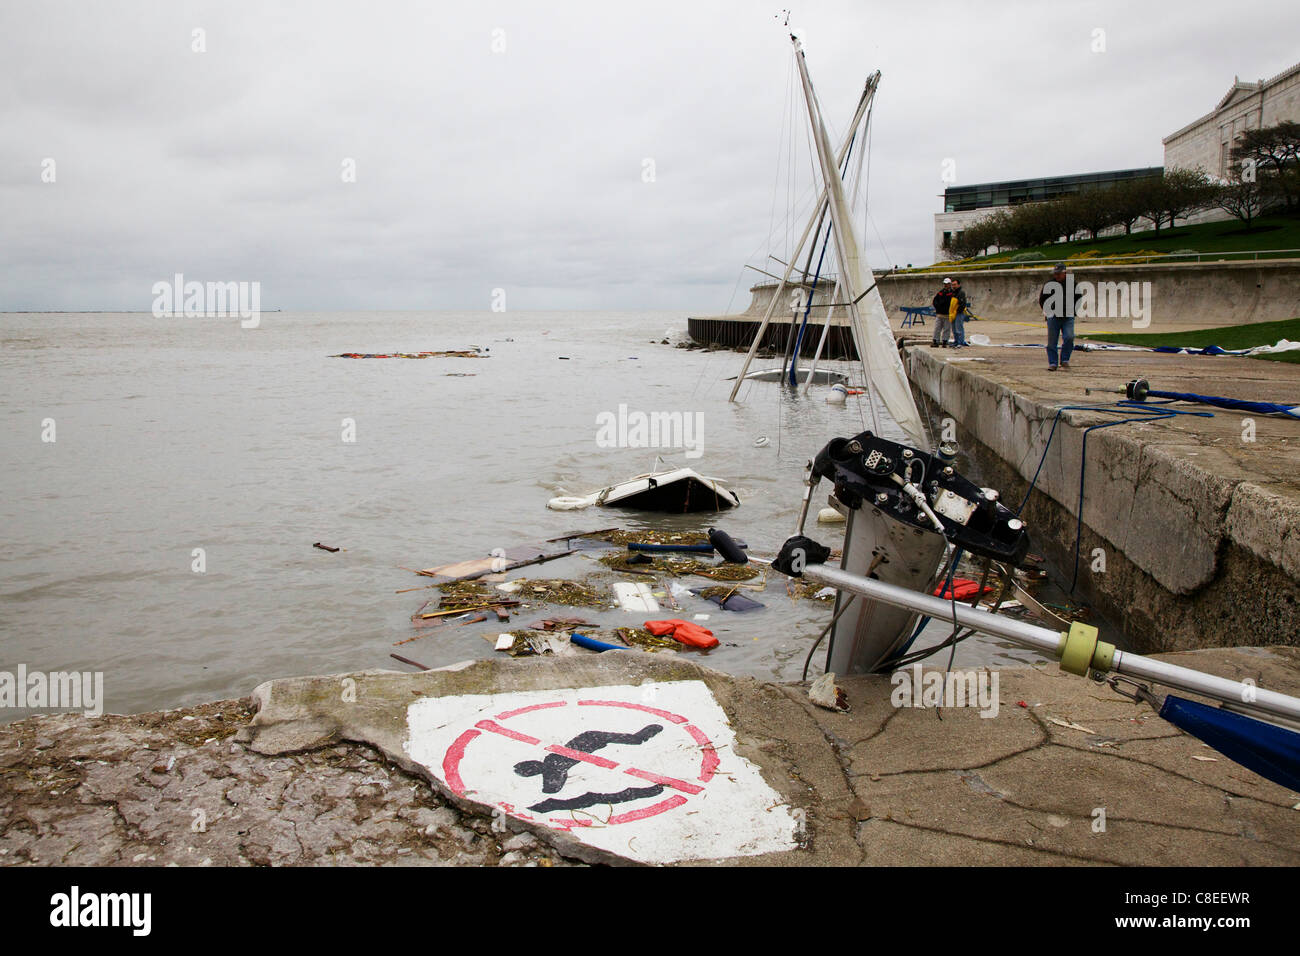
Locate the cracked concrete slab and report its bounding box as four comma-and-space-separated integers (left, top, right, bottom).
236, 653, 862, 867
788, 648, 1300, 867
2, 646, 1296, 867
0, 700, 573, 866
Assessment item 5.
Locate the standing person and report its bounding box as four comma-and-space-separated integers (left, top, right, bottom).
931, 278, 953, 348
949, 278, 969, 348
1038, 263, 1083, 370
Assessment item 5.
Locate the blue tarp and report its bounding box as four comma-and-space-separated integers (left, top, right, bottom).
1160, 695, 1300, 793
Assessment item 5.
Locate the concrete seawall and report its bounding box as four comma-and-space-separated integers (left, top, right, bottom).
688, 260, 1300, 355
905, 346, 1300, 653
881, 259, 1300, 327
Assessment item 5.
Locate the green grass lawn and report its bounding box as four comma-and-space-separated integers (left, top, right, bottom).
1081, 317, 1300, 364
932, 213, 1300, 270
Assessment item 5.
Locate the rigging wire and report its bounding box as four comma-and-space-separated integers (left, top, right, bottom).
1015, 400, 1215, 593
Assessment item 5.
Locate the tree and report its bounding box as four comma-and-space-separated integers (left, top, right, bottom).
1069, 188, 1122, 239
944, 211, 1004, 259
1141, 167, 1217, 233
1109, 177, 1159, 235
1215, 162, 1267, 229
1231, 121, 1300, 211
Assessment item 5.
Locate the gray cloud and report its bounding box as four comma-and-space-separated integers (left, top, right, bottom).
2, 0, 1297, 310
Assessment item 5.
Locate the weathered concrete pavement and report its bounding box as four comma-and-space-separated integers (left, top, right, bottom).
3, 648, 1297, 866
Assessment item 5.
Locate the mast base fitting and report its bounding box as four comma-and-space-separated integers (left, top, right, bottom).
1058, 621, 1115, 676
773, 536, 831, 577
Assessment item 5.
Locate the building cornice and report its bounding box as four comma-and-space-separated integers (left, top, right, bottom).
1163, 59, 1300, 146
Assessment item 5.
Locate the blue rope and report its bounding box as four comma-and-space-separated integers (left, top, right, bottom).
1147, 389, 1300, 419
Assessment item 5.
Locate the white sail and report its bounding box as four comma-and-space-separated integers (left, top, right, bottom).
793, 38, 927, 448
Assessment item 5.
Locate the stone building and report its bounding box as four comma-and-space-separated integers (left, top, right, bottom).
1163, 60, 1300, 178
931, 59, 1300, 261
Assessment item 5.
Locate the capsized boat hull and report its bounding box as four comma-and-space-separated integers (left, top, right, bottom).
741, 367, 848, 385
827, 501, 945, 674
600, 468, 739, 513
808, 430, 1030, 675
548, 467, 740, 513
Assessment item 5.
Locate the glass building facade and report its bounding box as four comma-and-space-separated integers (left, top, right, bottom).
943, 167, 1163, 212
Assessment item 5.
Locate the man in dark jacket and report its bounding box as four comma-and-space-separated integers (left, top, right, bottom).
932, 279, 953, 347
1038, 263, 1084, 370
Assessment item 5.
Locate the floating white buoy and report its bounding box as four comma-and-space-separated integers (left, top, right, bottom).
547, 495, 595, 511
826, 383, 848, 405
754, 436, 770, 447
817, 507, 846, 524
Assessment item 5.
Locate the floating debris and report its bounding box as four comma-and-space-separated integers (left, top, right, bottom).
591, 529, 711, 548
599, 553, 673, 575
788, 578, 836, 600
644, 619, 719, 649
436, 580, 492, 604
332, 349, 487, 359
529, 617, 597, 631
390, 653, 431, 670
614, 626, 679, 652
692, 586, 765, 612
492, 631, 559, 657
498, 578, 608, 608
669, 558, 760, 582
313, 542, 341, 553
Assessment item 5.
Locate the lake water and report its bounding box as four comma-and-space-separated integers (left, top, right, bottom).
1, 310, 1052, 721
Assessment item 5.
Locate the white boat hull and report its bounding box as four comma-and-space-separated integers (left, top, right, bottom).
548, 468, 739, 514
826, 499, 946, 674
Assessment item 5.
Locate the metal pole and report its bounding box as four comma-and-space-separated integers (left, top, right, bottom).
792, 562, 1300, 724
728, 76, 878, 403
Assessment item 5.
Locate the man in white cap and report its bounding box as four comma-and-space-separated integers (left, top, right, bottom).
931, 278, 953, 347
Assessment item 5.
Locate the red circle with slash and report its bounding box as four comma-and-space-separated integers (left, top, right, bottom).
441, 697, 719, 829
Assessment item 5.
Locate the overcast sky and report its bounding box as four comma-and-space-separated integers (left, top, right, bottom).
2, 1, 1298, 312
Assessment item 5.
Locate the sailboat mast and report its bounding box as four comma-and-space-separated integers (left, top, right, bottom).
791, 34, 926, 447
727, 74, 879, 403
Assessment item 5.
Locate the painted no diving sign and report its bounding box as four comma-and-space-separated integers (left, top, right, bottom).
405, 680, 798, 864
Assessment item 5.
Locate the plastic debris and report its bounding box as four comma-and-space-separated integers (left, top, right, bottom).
614, 581, 659, 613
809, 673, 850, 712
692, 586, 765, 612
1046, 717, 1096, 734
644, 619, 719, 649
570, 633, 624, 653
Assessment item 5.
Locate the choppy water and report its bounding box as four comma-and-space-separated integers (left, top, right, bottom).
1, 310, 1054, 721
